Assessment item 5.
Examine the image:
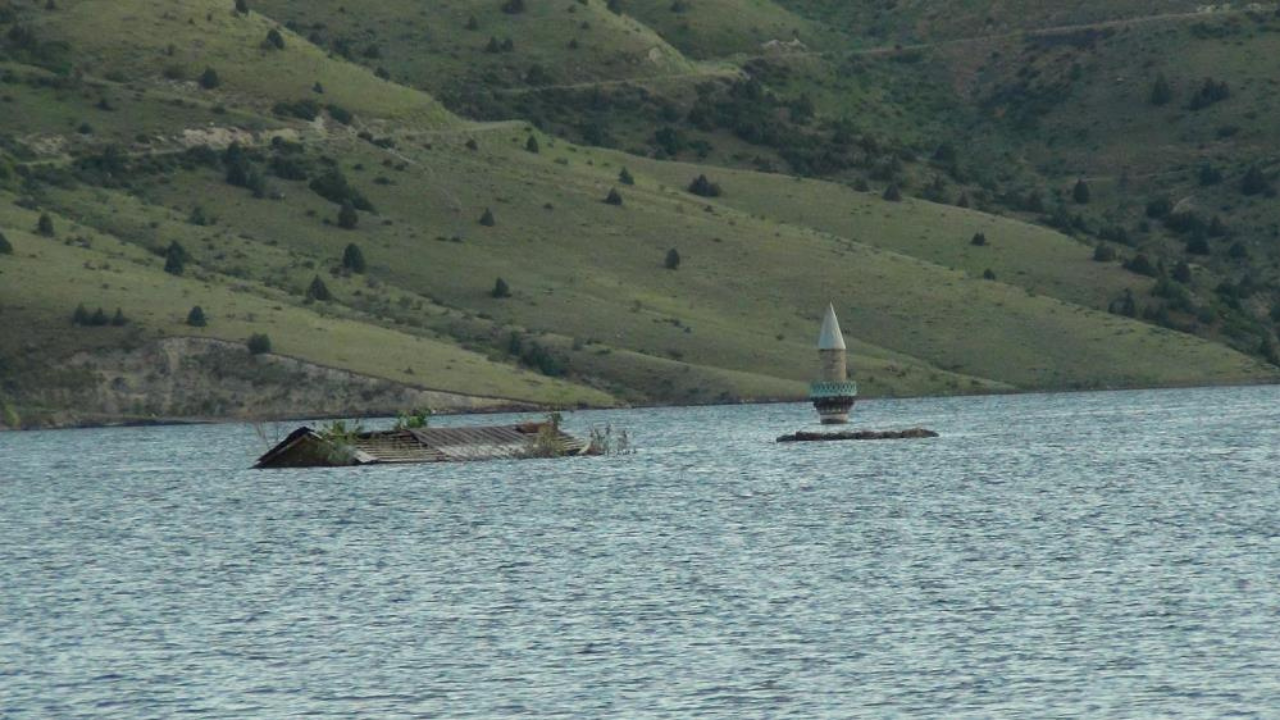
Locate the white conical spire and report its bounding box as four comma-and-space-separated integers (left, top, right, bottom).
818, 304, 846, 350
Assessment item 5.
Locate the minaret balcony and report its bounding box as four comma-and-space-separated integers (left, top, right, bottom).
808, 381, 858, 399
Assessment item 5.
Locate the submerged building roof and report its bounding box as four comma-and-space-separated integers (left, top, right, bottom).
818, 303, 846, 350
255, 422, 594, 468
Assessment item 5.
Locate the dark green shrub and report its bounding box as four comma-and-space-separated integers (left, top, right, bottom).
1124, 253, 1157, 277
338, 201, 358, 229
0, 232, 11, 254
619, 167, 634, 185
688, 174, 721, 197
970, 232, 987, 247
525, 135, 540, 153
479, 208, 495, 226
882, 184, 902, 202
72, 303, 89, 325
326, 104, 353, 124
1241, 166, 1271, 196
247, 333, 272, 355
664, 248, 680, 270
37, 213, 54, 237
1172, 261, 1192, 284
306, 275, 331, 302
265, 28, 285, 49
983, 268, 996, 280
111, 308, 127, 326
341, 243, 366, 272
89, 307, 108, 326
164, 241, 186, 275
1149, 74, 1172, 106
1093, 244, 1116, 262
199, 67, 221, 89
604, 188, 623, 206
501, 0, 526, 14
1072, 179, 1090, 204
187, 306, 208, 327
491, 277, 511, 298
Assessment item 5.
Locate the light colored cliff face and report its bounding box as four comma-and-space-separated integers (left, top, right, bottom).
5, 337, 524, 429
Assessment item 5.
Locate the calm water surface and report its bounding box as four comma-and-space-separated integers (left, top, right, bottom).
2, 386, 1279, 717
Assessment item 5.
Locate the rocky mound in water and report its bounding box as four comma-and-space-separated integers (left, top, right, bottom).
777, 428, 939, 443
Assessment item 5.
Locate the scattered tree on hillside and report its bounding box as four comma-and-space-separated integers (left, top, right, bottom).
0, 232, 12, 254
619, 167, 635, 185
970, 232, 987, 247
1228, 241, 1249, 260
247, 333, 272, 355
187, 306, 208, 327
37, 213, 54, 237
1241, 166, 1272, 196
342, 243, 366, 273
111, 308, 127, 327
983, 268, 996, 280
1149, 74, 1173, 106
688, 174, 721, 197
665, 248, 681, 270
485, 36, 502, 53
264, 28, 285, 50
1198, 164, 1222, 186
525, 135, 540, 153
465, 15, 479, 30
607, 0, 623, 14
338, 201, 359, 229
1185, 236, 1210, 256
1123, 253, 1157, 277
1110, 289, 1138, 317
882, 184, 902, 202
479, 207, 496, 226
89, 307, 109, 327
199, 67, 221, 89
604, 188, 623, 206
501, 0, 526, 14
306, 275, 332, 302
1072, 179, 1091, 204
1187, 78, 1229, 110
72, 303, 89, 325
491, 277, 511, 298
1172, 261, 1192, 284
234, 0, 249, 14
1093, 244, 1116, 262
164, 241, 187, 275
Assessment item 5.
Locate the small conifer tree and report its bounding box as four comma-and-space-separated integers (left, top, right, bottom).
1093, 244, 1116, 262
1073, 179, 1091, 204
882, 184, 902, 202
164, 241, 186, 275
604, 188, 623, 206
199, 67, 221, 89
72, 303, 89, 325
1172, 261, 1192, 283
1149, 74, 1172, 106
89, 307, 109, 326
37, 213, 55, 237
342, 243, 366, 273
619, 167, 635, 185
665, 248, 681, 270
479, 208, 496, 226
0, 232, 12, 254
265, 28, 285, 50
525, 135, 540, 153
491, 277, 511, 298
235, 0, 249, 14
111, 308, 127, 326
983, 268, 997, 280
187, 305, 208, 327
970, 232, 987, 246
306, 275, 332, 302
688, 174, 721, 197
338, 200, 359, 229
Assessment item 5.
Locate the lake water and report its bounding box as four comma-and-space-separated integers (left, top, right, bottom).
2, 386, 1279, 717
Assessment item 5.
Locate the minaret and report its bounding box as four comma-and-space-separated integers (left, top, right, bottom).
810, 304, 857, 424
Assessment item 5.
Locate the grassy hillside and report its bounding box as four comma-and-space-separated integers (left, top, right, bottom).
1, 0, 1276, 426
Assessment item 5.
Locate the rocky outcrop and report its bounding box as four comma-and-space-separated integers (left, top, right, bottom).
777, 428, 939, 442
7, 337, 525, 429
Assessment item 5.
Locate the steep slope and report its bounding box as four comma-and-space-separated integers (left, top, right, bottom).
1, 0, 1276, 428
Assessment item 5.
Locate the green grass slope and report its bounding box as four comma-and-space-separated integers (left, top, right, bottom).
1, 0, 1276, 426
